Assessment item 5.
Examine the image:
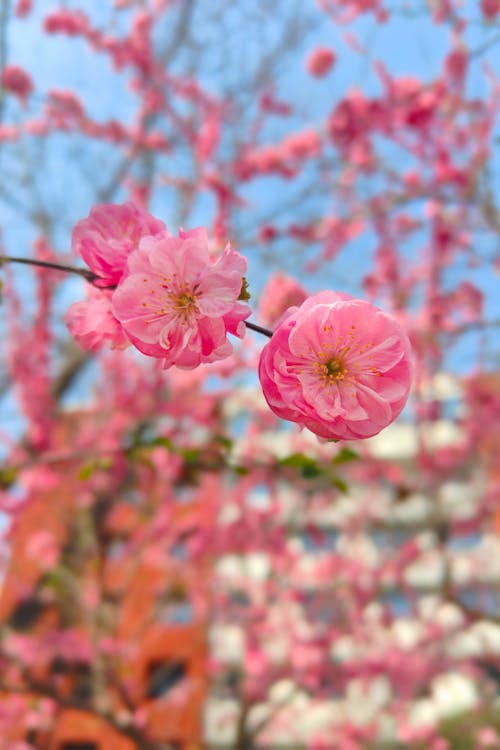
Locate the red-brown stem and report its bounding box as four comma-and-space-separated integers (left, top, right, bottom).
0, 254, 98, 283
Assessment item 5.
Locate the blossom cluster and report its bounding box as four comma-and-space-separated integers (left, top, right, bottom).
65, 203, 251, 369
258, 290, 412, 441
67, 203, 412, 440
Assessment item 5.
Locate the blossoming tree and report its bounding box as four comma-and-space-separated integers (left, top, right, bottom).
1, 1, 500, 749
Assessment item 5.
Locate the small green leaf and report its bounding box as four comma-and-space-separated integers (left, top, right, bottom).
182, 448, 200, 464
149, 436, 173, 450
42, 569, 65, 593
97, 456, 113, 470
301, 462, 321, 479
215, 435, 233, 450
331, 447, 359, 464
279, 452, 310, 469
79, 456, 113, 479
78, 463, 95, 481
0, 465, 18, 488
331, 476, 349, 493
279, 452, 321, 479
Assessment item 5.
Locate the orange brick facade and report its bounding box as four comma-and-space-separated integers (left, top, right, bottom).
0, 413, 209, 750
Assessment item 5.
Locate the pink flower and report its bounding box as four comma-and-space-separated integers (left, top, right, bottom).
306, 47, 336, 78
65, 287, 129, 351
281, 129, 321, 160
258, 291, 412, 440
112, 227, 250, 369
258, 272, 308, 328
43, 8, 89, 35
1, 65, 33, 102
26, 531, 59, 571
481, 0, 500, 19
444, 48, 468, 85
72, 202, 166, 286
15, 0, 32, 16
477, 727, 500, 747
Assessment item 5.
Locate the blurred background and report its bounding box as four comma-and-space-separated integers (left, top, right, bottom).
1, 1, 500, 748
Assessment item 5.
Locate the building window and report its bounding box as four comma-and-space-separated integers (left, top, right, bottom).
157, 600, 193, 625
146, 660, 186, 699
52, 659, 92, 701
157, 585, 193, 625
25, 731, 44, 746
9, 597, 47, 630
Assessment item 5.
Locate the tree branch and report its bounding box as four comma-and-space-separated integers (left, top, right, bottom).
0, 254, 98, 283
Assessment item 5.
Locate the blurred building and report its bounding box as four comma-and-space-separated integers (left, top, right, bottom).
202, 372, 500, 746
0, 412, 208, 750
3, 372, 500, 748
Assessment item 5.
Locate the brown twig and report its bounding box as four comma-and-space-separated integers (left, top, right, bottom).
0, 254, 98, 283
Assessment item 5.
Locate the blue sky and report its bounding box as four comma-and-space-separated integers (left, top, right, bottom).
1, 1, 500, 450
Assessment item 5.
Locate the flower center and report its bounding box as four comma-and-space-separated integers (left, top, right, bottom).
176, 292, 197, 309
314, 356, 347, 384
170, 290, 198, 320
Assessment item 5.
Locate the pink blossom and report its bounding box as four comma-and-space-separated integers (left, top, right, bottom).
65, 287, 129, 351
25, 531, 59, 571
1, 65, 33, 102
195, 108, 221, 161
72, 201, 166, 286
46, 89, 85, 123
328, 91, 377, 166
481, 0, 500, 19
112, 227, 250, 369
429, 739, 449, 750
477, 727, 500, 747
258, 272, 308, 328
306, 47, 336, 78
260, 92, 292, 116
43, 8, 89, 35
258, 291, 412, 440
15, 0, 32, 16
258, 224, 278, 243
444, 48, 468, 85
281, 129, 321, 160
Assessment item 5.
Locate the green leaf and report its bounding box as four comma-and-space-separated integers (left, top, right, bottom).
0, 465, 18, 488
78, 462, 95, 481
182, 448, 200, 464
215, 435, 233, 451
331, 476, 349, 493
79, 456, 113, 479
301, 462, 321, 479
279, 452, 321, 479
331, 447, 359, 464
97, 456, 113, 470
279, 452, 311, 468
149, 436, 173, 450
42, 569, 66, 594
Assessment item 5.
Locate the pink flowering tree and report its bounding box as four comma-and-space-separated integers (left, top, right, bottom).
0, 1, 500, 749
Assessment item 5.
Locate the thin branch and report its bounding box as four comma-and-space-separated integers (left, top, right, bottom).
52, 347, 92, 400
0, 254, 98, 283
244, 320, 273, 338
470, 30, 500, 60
